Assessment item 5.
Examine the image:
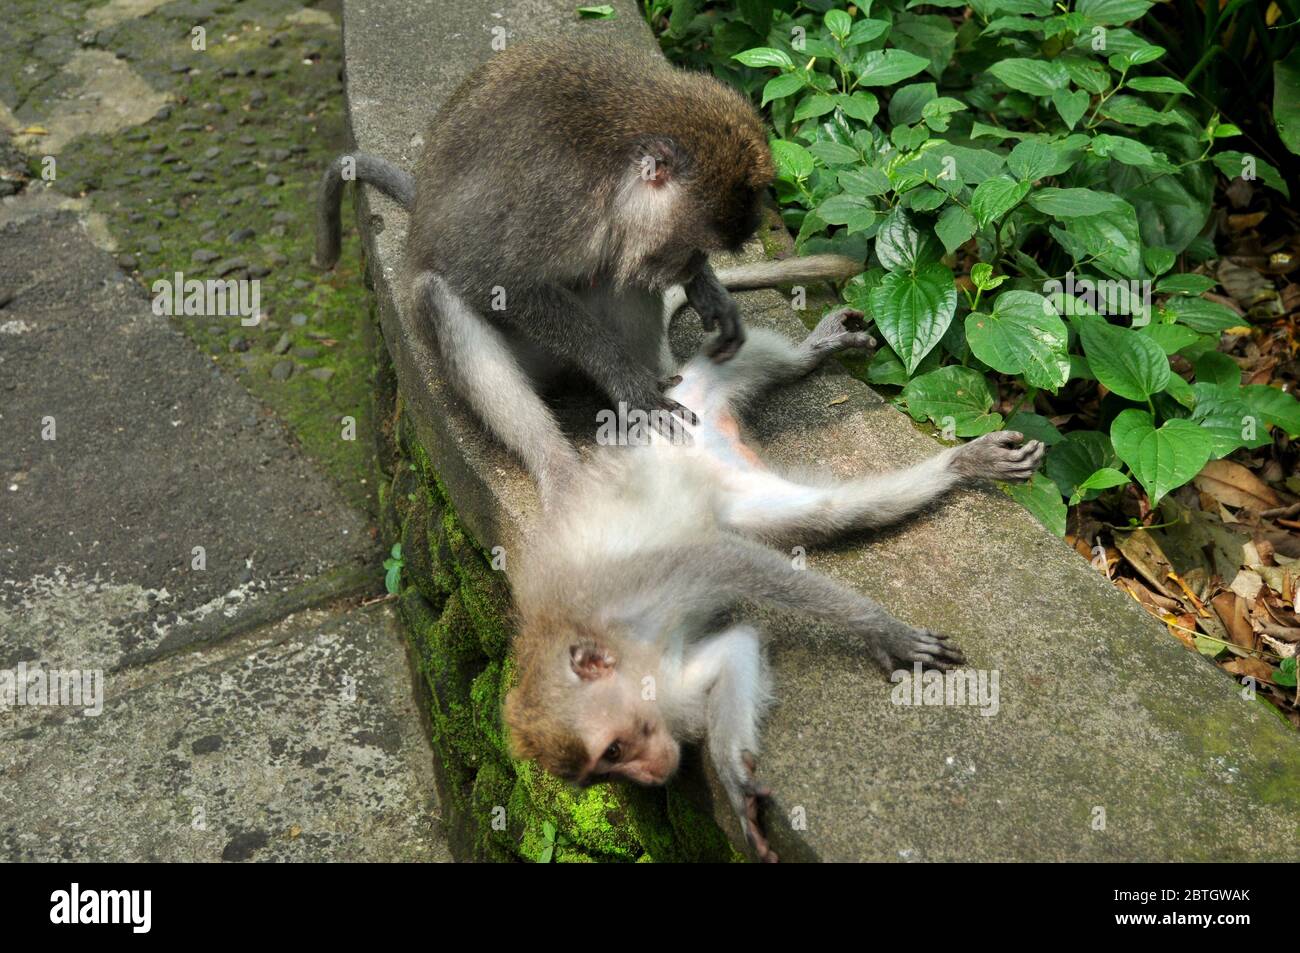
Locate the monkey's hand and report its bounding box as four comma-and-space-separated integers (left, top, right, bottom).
718, 750, 778, 864
701, 296, 746, 364
804, 306, 876, 357
951, 430, 1045, 484
685, 262, 746, 363
871, 624, 966, 673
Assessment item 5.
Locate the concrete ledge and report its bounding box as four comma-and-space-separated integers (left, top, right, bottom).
342, 0, 1300, 860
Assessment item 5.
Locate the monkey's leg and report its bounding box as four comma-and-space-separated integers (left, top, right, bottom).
680, 626, 777, 862
670, 307, 873, 417
414, 272, 580, 500
720, 431, 1045, 544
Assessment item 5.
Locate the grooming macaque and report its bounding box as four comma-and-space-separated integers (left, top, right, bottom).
316, 36, 861, 494
503, 311, 1045, 862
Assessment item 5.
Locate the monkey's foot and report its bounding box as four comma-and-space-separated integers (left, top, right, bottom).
874, 626, 966, 673
739, 752, 778, 864
805, 307, 876, 356
952, 430, 1045, 483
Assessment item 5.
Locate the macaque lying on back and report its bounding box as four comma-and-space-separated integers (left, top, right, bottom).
504, 309, 1045, 862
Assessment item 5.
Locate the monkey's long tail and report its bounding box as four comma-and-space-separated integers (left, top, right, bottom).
314, 153, 417, 270
661, 254, 862, 318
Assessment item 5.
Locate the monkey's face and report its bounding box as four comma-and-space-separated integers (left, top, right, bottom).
710, 181, 765, 253
575, 676, 681, 787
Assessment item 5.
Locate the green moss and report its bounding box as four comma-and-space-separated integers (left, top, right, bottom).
470, 661, 507, 754
27, 0, 378, 513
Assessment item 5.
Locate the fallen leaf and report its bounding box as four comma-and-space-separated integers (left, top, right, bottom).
1193, 460, 1282, 511
1222, 657, 1275, 681
1212, 591, 1256, 650
827, 395, 849, 407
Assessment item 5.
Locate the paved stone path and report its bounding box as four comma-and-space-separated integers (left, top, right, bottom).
0, 209, 449, 861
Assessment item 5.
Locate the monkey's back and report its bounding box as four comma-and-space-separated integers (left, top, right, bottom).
406, 37, 765, 291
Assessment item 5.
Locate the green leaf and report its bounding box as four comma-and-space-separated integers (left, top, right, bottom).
1046, 430, 1121, 501
1191, 351, 1242, 388
1050, 205, 1143, 278
934, 205, 976, 254
817, 194, 876, 231
1091, 134, 1170, 171
793, 93, 837, 122
1110, 409, 1214, 505
846, 18, 891, 46
1029, 187, 1128, 218
889, 83, 938, 126
1071, 467, 1131, 503
1005, 473, 1068, 536
970, 262, 1006, 291
1078, 318, 1171, 401
391, 543, 402, 559
384, 563, 402, 595
921, 97, 966, 132
987, 58, 1069, 97
1162, 296, 1245, 333
901, 365, 1002, 436
770, 139, 814, 180
869, 263, 957, 374
1125, 76, 1190, 96
1007, 139, 1077, 182
1052, 89, 1090, 129
1243, 384, 1300, 437
873, 208, 940, 271
855, 49, 931, 86
808, 140, 861, 167
761, 72, 807, 107
1138, 322, 1201, 355
835, 91, 880, 123
838, 167, 892, 196
1155, 274, 1216, 295
733, 47, 794, 69
1189, 383, 1268, 455
1276, 656, 1298, 688
1194, 635, 1226, 658
1076, 0, 1154, 26
824, 9, 852, 39
964, 290, 1070, 390
1143, 246, 1176, 276
1100, 95, 1185, 127
1210, 151, 1290, 200
1275, 50, 1300, 156
970, 175, 1031, 228
576, 4, 616, 18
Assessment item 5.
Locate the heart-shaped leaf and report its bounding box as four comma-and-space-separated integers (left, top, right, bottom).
964, 290, 1070, 389
1078, 317, 1171, 401
1111, 409, 1215, 505
901, 365, 1002, 436
869, 262, 956, 374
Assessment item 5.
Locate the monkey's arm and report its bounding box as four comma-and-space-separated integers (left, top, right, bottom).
680, 626, 777, 862
314, 153, 416, 269
490, 282, 698, 433
665, 253, 862, 333
684, 260, 745, 363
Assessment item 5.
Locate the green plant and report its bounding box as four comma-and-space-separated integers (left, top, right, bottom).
535, 819, 573, 862
655, 0, 1300, 534
383, 542, 404, 594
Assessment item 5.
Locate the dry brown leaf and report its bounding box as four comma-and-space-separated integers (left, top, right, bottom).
1218, 258, 1272, 305
1114, 529, 1177, 598
827, 395, 849, 407
1212, 591, 1256, 650
1230, 569, 1265, 603
1222, 657, 1275, 681
1193, 460, 1282, 511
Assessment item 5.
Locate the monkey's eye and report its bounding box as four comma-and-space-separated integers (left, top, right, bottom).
603, 741, 623, 764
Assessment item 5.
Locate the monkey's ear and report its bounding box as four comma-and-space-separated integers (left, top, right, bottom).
632, 135, 684, 188
569, 639, 617, 680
